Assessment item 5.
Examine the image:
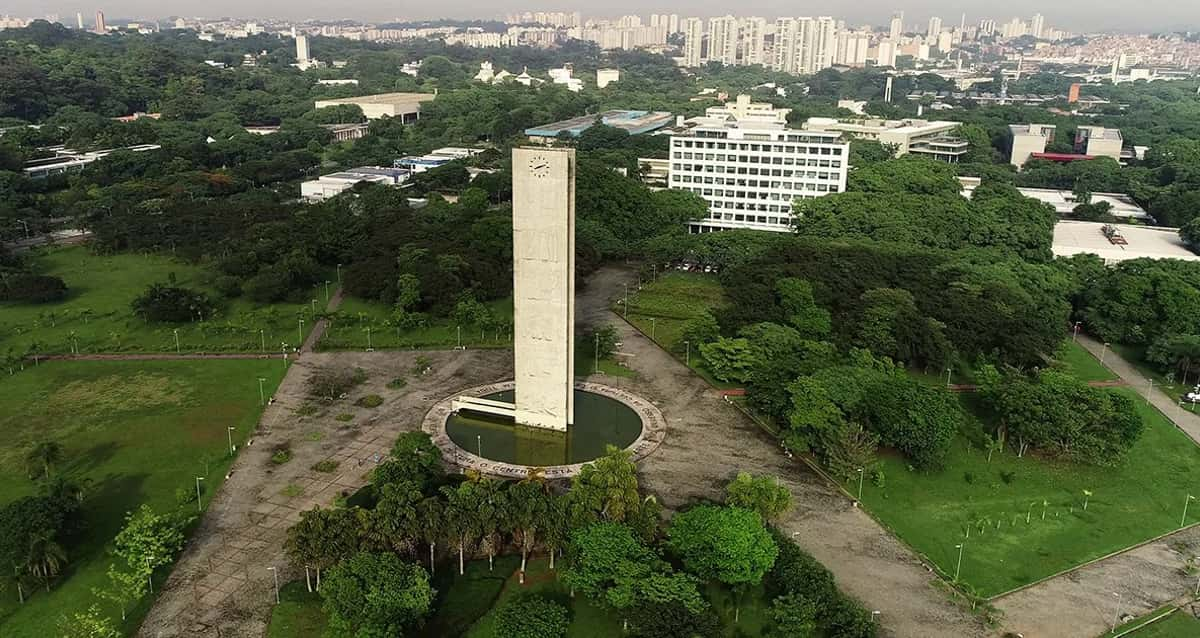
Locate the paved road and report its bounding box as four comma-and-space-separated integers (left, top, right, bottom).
992, 335, 1200, 637
579, 267, 990, 638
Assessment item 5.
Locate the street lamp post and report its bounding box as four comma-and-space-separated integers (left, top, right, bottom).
856, 467, 864, 501
146, 557, 153, 593
227, 426, 236, 456
298, 318, 304, 345
258, 377, 267, 406
685, 340, 691, 367
476, 435, 482, 457
1111, 592, 1121, 632
623, 283, 629, 319
174, 329, 180, 354
366, 326, 372, 351
954, 543, 965, 582
260, 329, 265, 353
268, 567, 280, 604
195, 476, 205, 514
651, 318, 657, 340
1183, 495, 1196, 527
336, 263, 342, 285
945, 367, 952, 388
457, 325, 462, 349
324, 280, 331, 302
311, 299, 317, 316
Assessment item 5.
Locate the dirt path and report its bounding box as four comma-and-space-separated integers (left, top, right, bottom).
136, 349, 513, 638
577, 267, 991, 638
989, 336, 1200, 637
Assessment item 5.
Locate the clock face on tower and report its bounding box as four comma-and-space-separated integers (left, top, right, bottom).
528, 155, 551, 178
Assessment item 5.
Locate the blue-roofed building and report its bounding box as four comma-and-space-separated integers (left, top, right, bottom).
525, 110, 674, 143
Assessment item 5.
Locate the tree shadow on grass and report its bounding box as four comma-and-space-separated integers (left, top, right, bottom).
61, 441, 120, 479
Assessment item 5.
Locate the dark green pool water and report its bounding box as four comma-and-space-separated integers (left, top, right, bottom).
446, 389, 643, 466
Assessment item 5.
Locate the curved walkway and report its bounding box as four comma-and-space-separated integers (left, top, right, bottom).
993, 335, 1200, 637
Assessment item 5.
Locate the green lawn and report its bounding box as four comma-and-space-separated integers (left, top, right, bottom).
0, 359, 286, 637
1124, 610, 1200, 637
856, 388, 1200, 597
1111, 343, 1200, 413
620, 272, 737, 388
1054, 340, 1120, 383
317, 296, 513, 351
267, 581, 328, 638
0, 246, 320, 355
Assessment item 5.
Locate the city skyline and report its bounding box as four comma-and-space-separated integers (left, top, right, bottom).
5, 2, 1199, 33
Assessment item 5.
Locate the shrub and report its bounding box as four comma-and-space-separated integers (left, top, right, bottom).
412, 355, 432, 375
493, 594, 570, 638
131, 283, 215, 323
355, 394, 384, 408
335, 413, 354, 422
386, 376, 407, 389
307, 367, 368, 401
0, 274, 68, 303
313, 460, 340, 473
295, 404, 318, 416
270, 446, 292, 465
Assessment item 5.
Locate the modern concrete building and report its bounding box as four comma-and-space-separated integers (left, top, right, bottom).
802, 117, 966, 159
314, 92, 435, 121
707, 15, 739, 65
668, 112, 849, 233
511, 147, 576, 430
1053, 221, 1200, 263
24, 144, 161, 179
524, 110, 673, 142
1075, 126, 1123, 161
295, 34, 310, 63
772, 17, 838, 74
1008, 123, 1057, 167
741, 17, 768, 66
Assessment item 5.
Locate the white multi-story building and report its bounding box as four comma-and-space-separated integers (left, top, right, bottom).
1031, 13, 1045, 39
889, 13, 904, 39
772, 17, 837, 74
835, 31, 871, 66
668, 108, 849, 233
682, 18, 704, 66
927, 16, 942, 39
707, 15, 739, 65
742, 17, 768, 66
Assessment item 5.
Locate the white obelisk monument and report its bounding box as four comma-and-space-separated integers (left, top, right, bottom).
510, 147, 575, 431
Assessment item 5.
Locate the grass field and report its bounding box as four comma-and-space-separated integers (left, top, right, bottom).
0, 359, 285, 637
0, 247, 320, 355
1125, 610, 1200, 637
856, 345, 1200, 597
317, 296, 514, 351
267, 582, 328, 638
1054, 340, 1120, 383
620, 272, 736, 388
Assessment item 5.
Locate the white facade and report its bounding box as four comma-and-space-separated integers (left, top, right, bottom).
295, 35, 310, 63
927, 16, 942, 39
706, 94, 791, 125
707, 16, 739, 65
1008, 123, 1056, 167
742, 17, 768, 66
772, 17, 837, 74
596, 68, 620, 88
803, 117, 962, 156
669, 121, 849, 233
682, 18, 704, 67
835, 31, 871, 66
511, 147, 576, 430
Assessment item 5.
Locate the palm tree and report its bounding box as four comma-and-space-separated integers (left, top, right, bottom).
441, 483, 481, 576
416, 497, 444, 575
506, 481, 551, 583
26, 532, 66, 592
25, 441, 63, 481
475, 479, 508, 572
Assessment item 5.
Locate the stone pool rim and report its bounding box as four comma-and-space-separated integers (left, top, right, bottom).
422, 380, 666, 479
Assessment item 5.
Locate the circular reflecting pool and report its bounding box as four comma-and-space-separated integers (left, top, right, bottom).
445, 389, 643, 466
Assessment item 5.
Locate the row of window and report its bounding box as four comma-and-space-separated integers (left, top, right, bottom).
702, 213, 790, 225
672, 152, 842, 168
673, 174, 840, 186
674, 139, 844, 155
671, 165, 843, 180
688, 132, 842, 146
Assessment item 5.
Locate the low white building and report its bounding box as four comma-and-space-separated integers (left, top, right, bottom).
300, 166, 410, 201
596, 68, 620, 88
1053, 221, 1199, 263
802, 117, 966, 160
314, 92, 436, 121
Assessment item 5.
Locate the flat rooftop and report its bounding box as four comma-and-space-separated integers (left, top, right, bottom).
1053, 221, 1199, 262
960, 182, 1151, 220
525, 110, 673, 137
314, 92, 436, 106
1079, 126, 1122, 140
805, 117, 959, 134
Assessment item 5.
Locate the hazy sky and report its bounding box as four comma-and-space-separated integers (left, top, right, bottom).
21, 1, 1200, 33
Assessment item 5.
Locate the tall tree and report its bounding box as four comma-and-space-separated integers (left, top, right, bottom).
321, 552, 434, 638
25, 441, 63, 481
284, 506, 359, 592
